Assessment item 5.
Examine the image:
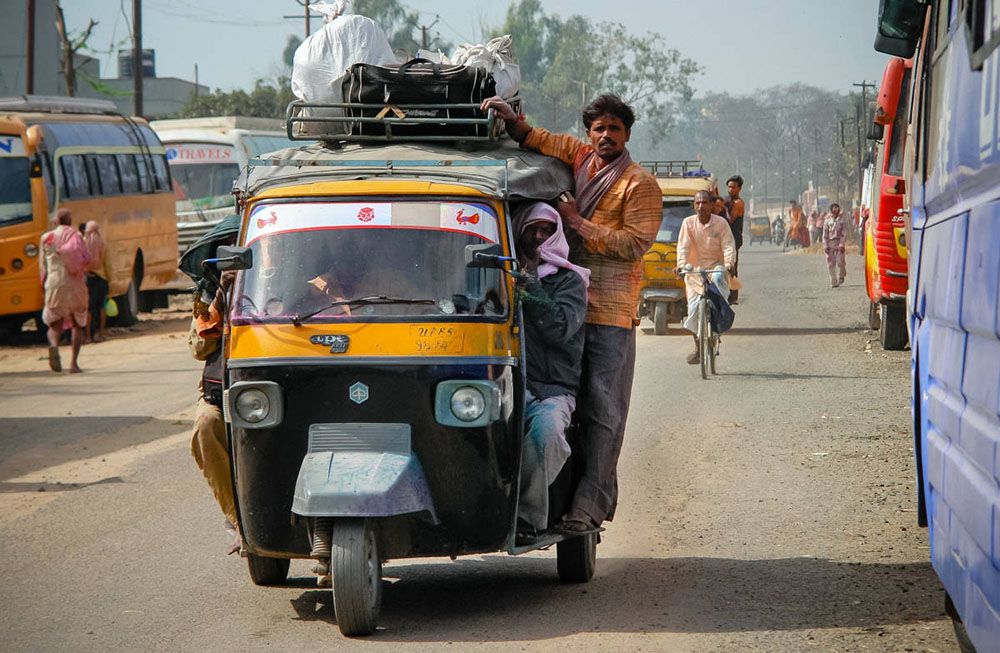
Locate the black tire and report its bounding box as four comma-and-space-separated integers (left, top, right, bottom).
868, 302, 881, 331
653, 302, 668, 336
953, 618, 978, 653
114, 278, 140, 327
879, 303, 908, 350
331, 518, 382, 637
247, 553, 290, 586
556, 531, 597, 583
699, 301, 710, 380
709, 334, 718, 375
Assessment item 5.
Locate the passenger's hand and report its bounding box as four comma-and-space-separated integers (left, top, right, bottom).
480, 96, 518, 122
556, 194, 583, 230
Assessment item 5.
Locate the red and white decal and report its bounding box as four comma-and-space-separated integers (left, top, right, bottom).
246, 203, 392, 243
442, 203, 498, 242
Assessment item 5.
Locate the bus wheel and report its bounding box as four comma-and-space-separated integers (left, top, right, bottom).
879, 303, 908, 350
115, 278, 140, 327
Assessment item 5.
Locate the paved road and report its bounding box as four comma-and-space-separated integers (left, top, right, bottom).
0, 245, 955, 652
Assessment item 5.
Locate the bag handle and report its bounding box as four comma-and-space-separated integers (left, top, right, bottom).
398, 57, 441, 77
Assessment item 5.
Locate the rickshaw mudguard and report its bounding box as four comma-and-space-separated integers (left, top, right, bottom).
291, 451, 439, 523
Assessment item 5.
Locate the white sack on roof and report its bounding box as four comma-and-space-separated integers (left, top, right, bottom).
451, 35, 520, 100
291, 7, 398, 134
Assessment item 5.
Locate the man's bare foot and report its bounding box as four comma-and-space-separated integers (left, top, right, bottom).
69, 365, 82, 374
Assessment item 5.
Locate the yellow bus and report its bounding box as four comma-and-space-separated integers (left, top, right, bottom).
0, 96, 177, 334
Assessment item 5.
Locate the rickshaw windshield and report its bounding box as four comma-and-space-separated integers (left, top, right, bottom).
233, 200, 507, 324
656, 203, 690, 243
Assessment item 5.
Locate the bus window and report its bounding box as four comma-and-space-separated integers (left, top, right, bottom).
171, 162, 240, 201
135, 154, 153, 193
0, 151, 32, 226
93, 154, 121, 195
151, 155, 171, 192
117, 154, 139, 194
888, 68, 912, 176
61, 155, 90, 199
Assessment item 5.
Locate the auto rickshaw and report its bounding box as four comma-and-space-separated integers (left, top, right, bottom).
637, 160, 714, 335
747, 216, 772, 245
210, 103, 600, 637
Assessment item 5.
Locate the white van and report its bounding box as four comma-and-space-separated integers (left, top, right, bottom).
150, 117, 302, 252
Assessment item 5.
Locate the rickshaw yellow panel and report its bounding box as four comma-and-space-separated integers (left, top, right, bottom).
228, 322, 518, 361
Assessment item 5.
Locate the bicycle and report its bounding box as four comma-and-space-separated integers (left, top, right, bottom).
679, 265, 726, 380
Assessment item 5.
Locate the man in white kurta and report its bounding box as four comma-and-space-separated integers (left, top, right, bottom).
676, 190, 737, 363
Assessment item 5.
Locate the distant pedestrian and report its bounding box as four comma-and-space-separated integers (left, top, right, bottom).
82, 221, 109, 343
823, 203, 848, 287
40, 208, 90, 373
725, 175, 746, 303
809, 210, 823, 247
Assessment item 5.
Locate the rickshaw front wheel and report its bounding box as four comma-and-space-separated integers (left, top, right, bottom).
556, 532, 597, 583
653, 303, 669, 336
247, 554, 290, 586
331, 518, 382, 637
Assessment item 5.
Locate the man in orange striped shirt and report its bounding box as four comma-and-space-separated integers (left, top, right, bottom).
482, 94, 661, 532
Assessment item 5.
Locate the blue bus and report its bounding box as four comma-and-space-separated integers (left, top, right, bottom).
875, 1, 1000, 651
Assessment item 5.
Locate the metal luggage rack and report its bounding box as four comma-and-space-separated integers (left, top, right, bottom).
244, 157, 511, 198
640, 160, 708, 177
285, 99, 521, 143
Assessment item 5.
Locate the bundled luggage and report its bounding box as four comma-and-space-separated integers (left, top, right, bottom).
342, 59, 497, 137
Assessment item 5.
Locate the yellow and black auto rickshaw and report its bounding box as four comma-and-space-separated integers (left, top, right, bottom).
208, 103, 600, 637
637, 161, 714, 335
747, 215, 772, 245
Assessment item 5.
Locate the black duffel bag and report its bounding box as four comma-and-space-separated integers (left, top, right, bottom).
342, 58, 497, 137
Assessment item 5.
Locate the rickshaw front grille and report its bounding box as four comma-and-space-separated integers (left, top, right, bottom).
308, 423, 411, 455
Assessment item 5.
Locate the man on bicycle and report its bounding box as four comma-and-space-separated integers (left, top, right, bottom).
676, 190, 736, 364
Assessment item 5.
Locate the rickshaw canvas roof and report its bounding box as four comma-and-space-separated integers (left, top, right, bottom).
236, 141, 575, 201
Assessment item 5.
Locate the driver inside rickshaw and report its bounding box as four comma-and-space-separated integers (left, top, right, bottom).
512, 202, 590, 544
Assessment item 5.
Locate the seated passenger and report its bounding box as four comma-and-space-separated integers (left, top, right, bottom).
514, 202, 590, 542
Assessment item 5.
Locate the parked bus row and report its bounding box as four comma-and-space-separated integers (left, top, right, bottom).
873, 2, 1000, 652
0, 97, 298, 339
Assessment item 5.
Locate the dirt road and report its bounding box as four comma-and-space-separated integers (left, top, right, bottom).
0, 245, 955, 652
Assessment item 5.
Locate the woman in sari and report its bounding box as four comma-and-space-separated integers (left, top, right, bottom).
40, 208, 90, 373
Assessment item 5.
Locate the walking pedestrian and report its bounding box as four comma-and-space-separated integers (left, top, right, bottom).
725, 176, 746, 303
40, 208, 90, 373
82, 221, 110, 342
823, 203, 848, 287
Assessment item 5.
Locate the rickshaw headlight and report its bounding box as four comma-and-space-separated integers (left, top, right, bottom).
225, 381, 283, 429
236, 389, 270, 423
435, 380, 501, 428
450, 387, 486, 422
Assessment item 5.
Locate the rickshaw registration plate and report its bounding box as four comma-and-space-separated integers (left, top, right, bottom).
410, 326, 465, 354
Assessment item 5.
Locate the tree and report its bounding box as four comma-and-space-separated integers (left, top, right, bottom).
282, 34, 302, 72
494, 2, 700, 142
54, 1, 97, 97
353, 0, 449, 56
178, 78, 295, 119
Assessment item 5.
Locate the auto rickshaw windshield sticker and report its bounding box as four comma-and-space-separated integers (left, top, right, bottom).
410, 325, 465, 354
244, 201, 499, 245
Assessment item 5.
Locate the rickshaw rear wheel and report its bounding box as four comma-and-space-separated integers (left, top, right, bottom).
557, 532, 597, 583
653, 303, 668, 335
331, 518, 382, 637
247, 554, 290, 586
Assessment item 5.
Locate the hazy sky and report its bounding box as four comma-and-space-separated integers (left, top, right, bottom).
64, 1, 889, 96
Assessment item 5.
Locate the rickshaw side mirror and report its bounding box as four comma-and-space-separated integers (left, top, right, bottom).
465, 243, 513, 269
210, 245, 253, 271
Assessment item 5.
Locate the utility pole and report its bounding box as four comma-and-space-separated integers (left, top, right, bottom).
797, 133, 803, 193
420, 16, 440, 49
304, 0, 310, 39
26, 0, 35, 94
854, 100, 864, 203
780, 145, 786, 204
763, 155, 769, 216
132, 0, 143, 117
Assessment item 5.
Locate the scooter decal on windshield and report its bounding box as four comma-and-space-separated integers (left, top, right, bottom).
455, 209, 480, 225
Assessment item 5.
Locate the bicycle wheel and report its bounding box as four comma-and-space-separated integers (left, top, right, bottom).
709, 334, 718, 375
699, 298, 710, 380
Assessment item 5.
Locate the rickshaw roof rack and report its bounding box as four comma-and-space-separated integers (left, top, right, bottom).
237, 140, 574, 202
284, 99, 513, 144
0, 95, 119, 115
640, 160, 709, 178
